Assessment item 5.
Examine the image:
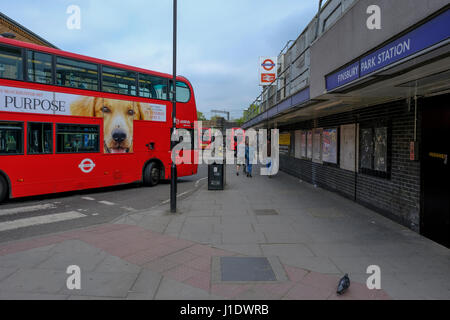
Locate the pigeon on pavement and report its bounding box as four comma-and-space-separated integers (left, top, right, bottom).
337, 274, 350, 295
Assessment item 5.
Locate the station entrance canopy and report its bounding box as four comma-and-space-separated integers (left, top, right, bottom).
249, 6, 450, 129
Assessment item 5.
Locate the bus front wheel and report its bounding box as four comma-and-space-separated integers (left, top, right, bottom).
143, 162, 160, 187
0, 176, 8, 204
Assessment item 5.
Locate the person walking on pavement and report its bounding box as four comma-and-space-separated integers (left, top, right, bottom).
266, 137, 273, 178
234, 136, 240, 176
245, 137, 255, 178
237, 137, 246, 175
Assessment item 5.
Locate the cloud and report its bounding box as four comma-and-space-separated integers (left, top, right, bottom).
1, 0, 317, 119
183, 61, 240, 77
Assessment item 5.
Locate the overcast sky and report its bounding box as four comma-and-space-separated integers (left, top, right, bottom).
2, 1, 317, 119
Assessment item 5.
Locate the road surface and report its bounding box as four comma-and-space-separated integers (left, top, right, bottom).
0, 165, 208, 243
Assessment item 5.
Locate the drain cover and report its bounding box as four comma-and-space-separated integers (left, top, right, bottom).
220, 257, 276, 282
254, 209, 278, 216
212, 256, 288, 283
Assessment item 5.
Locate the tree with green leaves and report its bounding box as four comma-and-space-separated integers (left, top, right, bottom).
235, 117, 245, 126
197, 111, 207, 121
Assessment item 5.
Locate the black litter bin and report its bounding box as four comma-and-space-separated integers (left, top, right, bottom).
208, 163, 226, 190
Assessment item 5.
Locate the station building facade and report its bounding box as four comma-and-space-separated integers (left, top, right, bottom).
243, 0, 450, 247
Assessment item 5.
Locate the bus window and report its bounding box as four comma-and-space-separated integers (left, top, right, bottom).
0, 45, 23, 80
102, 66, 137, 96
28, 123, 53, 154
138, 74, 168, 100
56, 57, 99, 91
56, 124, 99, 154
169, 81, 191, 103
27, 50, 53, 84
0, 122, 23, 155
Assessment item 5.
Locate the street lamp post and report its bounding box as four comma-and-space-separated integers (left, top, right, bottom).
170, 0, 178, 213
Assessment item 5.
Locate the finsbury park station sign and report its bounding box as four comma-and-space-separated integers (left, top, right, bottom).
326, 8, 450, 91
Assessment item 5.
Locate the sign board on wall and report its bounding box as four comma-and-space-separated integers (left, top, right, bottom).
325, 9, 450, 91
279, 132, 291, 156
326, 61, 359, 92
259, 56, 278, 86
279, 133, 291, 146
340, 124, 358, 172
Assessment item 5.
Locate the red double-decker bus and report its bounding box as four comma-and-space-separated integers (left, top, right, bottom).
0, 38, 198, 203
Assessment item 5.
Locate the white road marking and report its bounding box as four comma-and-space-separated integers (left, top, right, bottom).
161, 189, 194, 204
98, 201, 116, 206
195, 177, 208, 187
0, 211, 86, 232
0, 204, 56, 217
177, 191, 191, 198
81, 197, 96, 201
121, 207, 137, 212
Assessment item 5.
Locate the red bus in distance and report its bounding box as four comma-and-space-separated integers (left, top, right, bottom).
0, 37, 198, 203
200, 127, 244, 151
201, 128, 212, 150
229, 127, 245, 145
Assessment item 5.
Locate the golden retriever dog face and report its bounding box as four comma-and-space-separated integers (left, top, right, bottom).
71, 97, 144, 154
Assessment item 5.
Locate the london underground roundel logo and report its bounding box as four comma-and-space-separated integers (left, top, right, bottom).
79, 159, 96, 173
262, 59, 276, 71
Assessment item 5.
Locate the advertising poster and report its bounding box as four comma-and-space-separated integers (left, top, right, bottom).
307, 130, 312, 159
340, 124, 357, 172
294, 130, 302, 159
279, 133, 291, 146
312, 128, 322, 163
279, 132, 291, 155
322, 128, 338, 164
301, 131, 307, 158
374, 127, 387, 172
360, 128, 374, 169
0, 85, 167, 154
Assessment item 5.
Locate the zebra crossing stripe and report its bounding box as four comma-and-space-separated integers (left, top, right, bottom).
0, 204, 56, 217
98, 201, 116, 206
0, 211, 86, 232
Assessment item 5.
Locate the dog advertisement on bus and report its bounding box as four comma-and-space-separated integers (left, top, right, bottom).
0, 85, 167, 154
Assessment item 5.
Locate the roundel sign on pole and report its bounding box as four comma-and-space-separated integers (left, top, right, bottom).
259, 56, 277, 86
262, 59, 276, 71
79, 158, 96, 173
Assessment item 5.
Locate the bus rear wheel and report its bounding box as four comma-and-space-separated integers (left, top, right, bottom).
144, 162, 160, 187
0, 176, 8, 204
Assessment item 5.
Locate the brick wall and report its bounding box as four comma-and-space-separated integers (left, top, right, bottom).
278, 98, 421, 231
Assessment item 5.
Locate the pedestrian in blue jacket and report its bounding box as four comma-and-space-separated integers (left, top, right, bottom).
245, 137, 255, 178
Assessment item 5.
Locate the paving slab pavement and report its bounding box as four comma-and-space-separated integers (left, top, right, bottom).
0, 165, 448, 299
